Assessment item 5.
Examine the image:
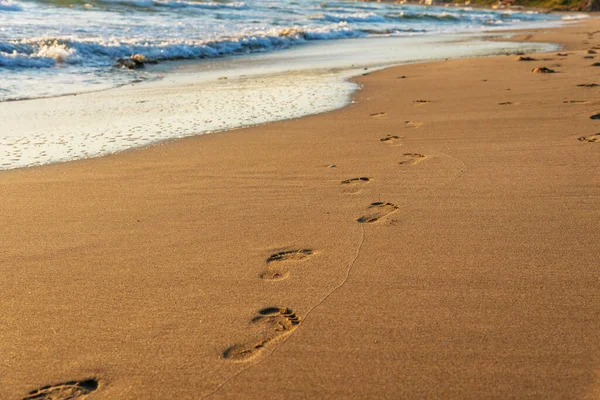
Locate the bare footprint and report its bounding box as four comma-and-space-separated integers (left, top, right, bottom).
357, 202, 399, 224
413, 100, 431, 105
24, 379, 98, 400
260, 249, 314, 280
223, 307, 301, 361
267, 249, 313, 264
404, 121, 423, 129
532, 67, 555, 73
399, 153, 426, 165
341, 177, 371, 185
578, 134, 600, 143
380, 135, 402, 145
370, 112, 387, 118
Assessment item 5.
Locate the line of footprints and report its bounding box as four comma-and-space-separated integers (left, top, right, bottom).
20, 111, 427, 399
22, 97, 598, 400
221, 114, 426, 363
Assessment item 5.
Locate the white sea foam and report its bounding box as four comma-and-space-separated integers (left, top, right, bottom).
561, 14, 590, 20
311, 12, 387, 23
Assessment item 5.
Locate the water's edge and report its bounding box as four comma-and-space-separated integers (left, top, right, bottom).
0, 32, 560, 172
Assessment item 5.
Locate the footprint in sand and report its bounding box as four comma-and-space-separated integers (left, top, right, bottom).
563, 100, 589, 104
413, 100, 431, 105
578, 134, 600, 143
517, 56, 537, 61
532, 67, 556, 74
590, 113, 600, 119
380, 135, 402, 145
260, 249, 315, 280
357, 202, 399, 224
369, 112, 387, 118
223, 307, 301, 361
404, 121, 423, 129
24, 379, 98, 400
341, 177, 370, 185
399, 153, 426, 166
498, 102, 519, 106
577, 83, 600, 87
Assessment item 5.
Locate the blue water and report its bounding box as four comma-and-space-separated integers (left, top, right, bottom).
0, 0, 569, 100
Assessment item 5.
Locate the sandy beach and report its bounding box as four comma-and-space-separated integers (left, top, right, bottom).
1, 17, 600, 399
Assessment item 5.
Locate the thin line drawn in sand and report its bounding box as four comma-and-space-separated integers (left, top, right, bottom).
399, 153, 427, 166
222, 307, 301, 362
341, 177, 370, 185
260, 249, 315, 280
356, 202, 399, 224
578, 134, 600, 143
369, 112, 387, 118
203, 151, 469, 399
380, 134, 402, 145
23, 379, 99, 400
202, 224, 367, 399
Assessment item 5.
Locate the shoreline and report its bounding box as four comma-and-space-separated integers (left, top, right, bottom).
0, 31, 561, 172
2, 17, 600, 400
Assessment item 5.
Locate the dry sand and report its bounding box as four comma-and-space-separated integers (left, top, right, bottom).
1, 18, 600, 400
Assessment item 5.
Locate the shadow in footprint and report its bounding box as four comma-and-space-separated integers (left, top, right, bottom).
532, 67, 555, 73
380, 135, 402, 145
223, 307, 301, 361
24, 379, 98, 400
260, 249, 315, 280
578, 134, 600, 143
590, 113, 600, 119
370, 112, 387, 118
357, 202, 399, 224
399, 153, 426, 165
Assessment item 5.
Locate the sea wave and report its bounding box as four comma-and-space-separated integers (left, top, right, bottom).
385, 12, 460, 22
31, 0, 247, 10
311, 11, 386, 23
0, 0, 22, 11
0, 24, 365, 70
561, 14, 590, 20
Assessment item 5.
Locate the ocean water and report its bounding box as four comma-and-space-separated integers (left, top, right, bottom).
0, 0, 575, 101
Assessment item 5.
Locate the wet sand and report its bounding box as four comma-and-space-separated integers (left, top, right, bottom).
1, 18, 600, 400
